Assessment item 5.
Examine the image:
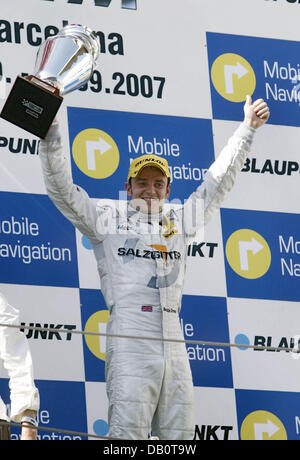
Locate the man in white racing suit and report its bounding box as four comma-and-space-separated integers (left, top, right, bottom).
0, 292, 40, 440
39, 96, 269, 440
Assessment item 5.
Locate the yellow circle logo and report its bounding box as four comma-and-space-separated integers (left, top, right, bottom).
211, 53, 256, 102
241, 411, 287, 440
72, 129, 119, 179
225, 229, 271, 279
84, 310, 110, 361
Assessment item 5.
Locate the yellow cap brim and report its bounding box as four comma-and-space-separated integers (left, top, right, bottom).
127, 156, 170, 181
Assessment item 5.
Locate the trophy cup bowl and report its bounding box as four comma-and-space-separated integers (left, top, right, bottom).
0, 24, 100, 139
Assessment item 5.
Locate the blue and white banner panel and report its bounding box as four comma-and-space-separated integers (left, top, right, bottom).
1, 0, 300, 441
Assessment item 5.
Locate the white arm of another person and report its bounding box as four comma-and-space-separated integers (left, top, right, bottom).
0, 293, 40, 437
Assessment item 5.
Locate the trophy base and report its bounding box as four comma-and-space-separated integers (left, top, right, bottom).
0, 75, 63, 139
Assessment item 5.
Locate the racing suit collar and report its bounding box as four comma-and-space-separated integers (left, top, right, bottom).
127, 201, 163, 224
126, 203, 163, 237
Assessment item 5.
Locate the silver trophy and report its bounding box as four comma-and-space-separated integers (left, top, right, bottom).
0, 24, 100, 138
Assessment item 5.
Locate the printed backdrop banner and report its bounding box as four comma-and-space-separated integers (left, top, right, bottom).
1, 0, 300, 441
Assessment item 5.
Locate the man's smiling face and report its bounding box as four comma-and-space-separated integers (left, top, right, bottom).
125, 166, 171, 214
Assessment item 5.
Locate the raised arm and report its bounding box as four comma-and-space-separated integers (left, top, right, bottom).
39, 121, 100, 242
183, 97, 270, 240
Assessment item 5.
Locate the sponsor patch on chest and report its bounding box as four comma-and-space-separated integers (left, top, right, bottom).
117, 247, 181, 260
